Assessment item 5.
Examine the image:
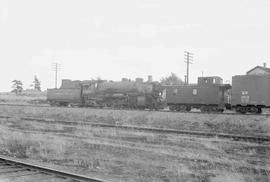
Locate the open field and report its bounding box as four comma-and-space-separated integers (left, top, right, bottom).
0, 116, 269, 182
0, 92, 47, 105
0, 105, 269, 181
0, 105, 270, 136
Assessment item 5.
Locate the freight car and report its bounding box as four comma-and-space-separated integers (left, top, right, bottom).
231, 74, 270, 113
47, 78, 165, 109
163, 76, 231, 112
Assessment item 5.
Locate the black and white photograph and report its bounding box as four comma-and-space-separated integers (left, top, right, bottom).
0, 0, 269, 181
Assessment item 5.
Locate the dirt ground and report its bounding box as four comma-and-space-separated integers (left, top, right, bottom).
0, 106, 269, 182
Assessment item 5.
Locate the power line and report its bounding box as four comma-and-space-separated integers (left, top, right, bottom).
52, 63, 61, 89
184, 51, 194, 84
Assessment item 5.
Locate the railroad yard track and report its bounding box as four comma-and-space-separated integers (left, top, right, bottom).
0, 103, 270, 116
1, 115, 269, 144
0, 155, 107, 182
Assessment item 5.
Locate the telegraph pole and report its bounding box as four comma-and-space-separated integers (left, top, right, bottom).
184, 51, 193, 84
52, 62, 60, 88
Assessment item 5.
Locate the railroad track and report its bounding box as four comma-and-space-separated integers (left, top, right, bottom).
0, 103, 270, 116
1, 115, 270, 143
0, 155, 107, 182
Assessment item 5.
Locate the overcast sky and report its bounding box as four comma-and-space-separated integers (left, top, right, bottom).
0, 0, 269, 91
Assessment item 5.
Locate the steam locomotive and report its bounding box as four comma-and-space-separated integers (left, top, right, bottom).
47, 76, 165, 110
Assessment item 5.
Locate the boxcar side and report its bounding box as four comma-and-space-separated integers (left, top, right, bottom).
231, 75, 270, 113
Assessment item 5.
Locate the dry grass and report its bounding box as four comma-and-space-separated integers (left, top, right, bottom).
0, 116, 269, 182
0, 105, 270, 136
211, 173, 246, 182
0, 92, 47, 105
0, 99, 269, 181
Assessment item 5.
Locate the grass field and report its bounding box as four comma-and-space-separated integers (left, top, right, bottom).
0, 105, 270, 136
0, 116, 269, 182
0, 92, 47, 105
0, 94, 269, 181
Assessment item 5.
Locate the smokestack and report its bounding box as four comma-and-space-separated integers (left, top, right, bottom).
148, 75, 153, 82
263, 63, 267, 68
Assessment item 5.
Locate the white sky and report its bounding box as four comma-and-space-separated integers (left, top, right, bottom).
0, 0, 270, 91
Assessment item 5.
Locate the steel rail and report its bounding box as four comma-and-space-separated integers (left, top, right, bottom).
0, 155, 108, 182
0, 103, 270, 116
1, 115, 270, 143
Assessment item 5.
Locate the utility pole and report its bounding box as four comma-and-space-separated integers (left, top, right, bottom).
52, 62, 60, 88
184, 51, 193, 84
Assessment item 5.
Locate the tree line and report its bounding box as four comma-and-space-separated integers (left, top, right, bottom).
11, 75, 41, 95
160, 73, 184, 85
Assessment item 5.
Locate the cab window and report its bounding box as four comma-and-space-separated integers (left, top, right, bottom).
192, 89, 197, 95
173, 88, 178, 96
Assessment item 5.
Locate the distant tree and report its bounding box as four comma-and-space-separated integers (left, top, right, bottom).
96, 76, 102, 81
11, 80, 23, 95
30, 75, 41, 91
95, 76, 106, 83
160, 73, 184, 85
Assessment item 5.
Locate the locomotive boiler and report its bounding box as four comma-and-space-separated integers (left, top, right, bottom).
47, 77, 165, 109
